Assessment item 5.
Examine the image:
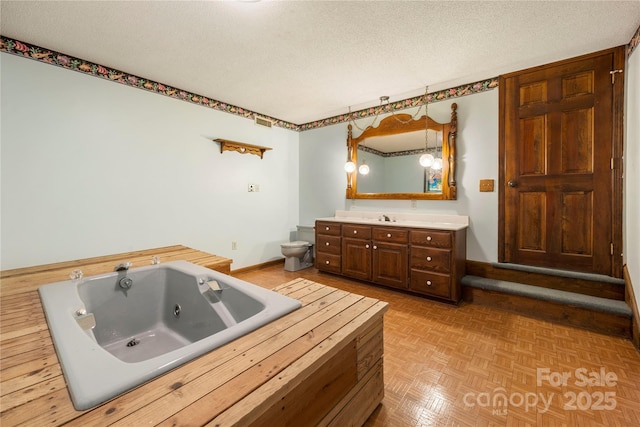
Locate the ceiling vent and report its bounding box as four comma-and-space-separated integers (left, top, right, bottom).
254, 116, 273, 128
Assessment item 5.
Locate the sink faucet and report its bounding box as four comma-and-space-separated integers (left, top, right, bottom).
382, 215, 391, 222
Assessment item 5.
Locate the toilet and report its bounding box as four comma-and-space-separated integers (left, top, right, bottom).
281, 226, 315, 272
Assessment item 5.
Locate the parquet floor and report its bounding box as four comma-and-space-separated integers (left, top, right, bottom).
235, 265, 640, 427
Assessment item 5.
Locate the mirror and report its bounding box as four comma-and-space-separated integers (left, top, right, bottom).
346, 103, 457, 200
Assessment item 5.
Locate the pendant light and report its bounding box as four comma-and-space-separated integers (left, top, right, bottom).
359, 161, 370, 175
431, 157, 443, 170
358, 136, 370, 175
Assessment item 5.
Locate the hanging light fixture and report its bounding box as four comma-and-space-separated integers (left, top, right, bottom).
345, 102, 383, 173
358, 162, 370, 175
345, 86, 431, 173
358, 141, 370, 175
431, 157, 443, 170
344, 154, 356, 173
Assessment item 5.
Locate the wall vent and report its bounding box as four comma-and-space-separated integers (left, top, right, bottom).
254, 116, 273, 128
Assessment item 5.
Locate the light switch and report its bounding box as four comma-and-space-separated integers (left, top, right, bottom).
479, 179, 495, 192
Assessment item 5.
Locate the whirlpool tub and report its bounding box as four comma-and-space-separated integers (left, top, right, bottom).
38, 260, 301, 410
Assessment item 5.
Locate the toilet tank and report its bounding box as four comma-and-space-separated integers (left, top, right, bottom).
297, 225, 315, 256
296, 225, 315, 244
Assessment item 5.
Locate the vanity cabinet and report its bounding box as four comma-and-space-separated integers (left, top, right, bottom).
341, 224, 372, 280
409, 229, 466, 302
371, 228, 409, 289
316, 219, 466, 303
315, 221, 342, 274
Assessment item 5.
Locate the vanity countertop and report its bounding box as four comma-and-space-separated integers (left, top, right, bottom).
317, 210, 469, 231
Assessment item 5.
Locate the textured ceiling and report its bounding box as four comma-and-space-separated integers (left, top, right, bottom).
2, 1, 639, 125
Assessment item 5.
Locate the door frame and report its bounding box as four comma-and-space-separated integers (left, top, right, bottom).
498, 46, 625, 278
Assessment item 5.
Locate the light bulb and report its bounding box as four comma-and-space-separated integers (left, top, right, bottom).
419, 153, 434, 167
344, 161, 356, 173
359, 163, 370, 175
432, 158, 443, 170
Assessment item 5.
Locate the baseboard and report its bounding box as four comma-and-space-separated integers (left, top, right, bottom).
231, 258, 284, 275
465, 260, 625, 300
624, 265, 640, 351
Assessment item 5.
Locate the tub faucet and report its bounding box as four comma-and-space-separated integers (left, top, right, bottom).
115, 262, 133, 290
114, 262, 132, 272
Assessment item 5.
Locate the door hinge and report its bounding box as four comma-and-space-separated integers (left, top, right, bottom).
611, 158, 614, 170
610, 242, 614, 256
610, 69, 623, 84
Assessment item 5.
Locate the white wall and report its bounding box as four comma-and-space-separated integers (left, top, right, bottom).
0, 54, 300, 270
624, 46, 640, 310
300, 90, 499, 263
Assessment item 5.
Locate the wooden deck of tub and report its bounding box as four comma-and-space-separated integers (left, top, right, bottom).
0, 246, 388, 426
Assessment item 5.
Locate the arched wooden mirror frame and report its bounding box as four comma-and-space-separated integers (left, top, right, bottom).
346, 103, 458, 200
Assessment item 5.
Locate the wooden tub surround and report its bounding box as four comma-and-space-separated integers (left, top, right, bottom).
0, 246, 389, 426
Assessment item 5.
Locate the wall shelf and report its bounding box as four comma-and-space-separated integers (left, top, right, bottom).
214, 138, 272, 159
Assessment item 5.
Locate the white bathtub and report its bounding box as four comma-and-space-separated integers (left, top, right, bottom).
38, 260, 301, 410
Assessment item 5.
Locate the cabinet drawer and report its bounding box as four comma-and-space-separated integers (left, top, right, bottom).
316, 221, 341, 236
410, 270, 451, 299
372, 227, 408, 244
316, 252, 341, 273
410, 247, 451, 273
317, 235, 341, 255
410, 230, 452, 248
342, 224, 372, 239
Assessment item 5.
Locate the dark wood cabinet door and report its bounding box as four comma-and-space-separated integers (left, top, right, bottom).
500, 47, 624, 277
372, 242, 408, 289
342, 237, 371, 281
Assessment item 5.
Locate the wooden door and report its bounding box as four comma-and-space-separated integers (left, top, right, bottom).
499, 47, 624, 277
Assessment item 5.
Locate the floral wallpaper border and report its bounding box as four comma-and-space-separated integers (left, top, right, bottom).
0, 36, 501, 131
5, 29, 638, 132
300, 78, 499, 131
0, 36, 300, 131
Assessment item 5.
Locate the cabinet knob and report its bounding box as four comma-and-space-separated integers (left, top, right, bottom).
366, 244, 370, 249
325, 242, 330, 246
427, 256, 432, 261
325, 226, 329, 231
427, 236, 432, 241
427, 280, 432, 286
373, 245, 378, 250
353, 230, 358, 234
325, 260, 330, 265
387, 233, 391, 238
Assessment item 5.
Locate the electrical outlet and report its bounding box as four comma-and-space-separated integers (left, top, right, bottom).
479, 179, 495, 192
248, 184, 259, 192
410, 200, 417, 209
231, 241, 237, 250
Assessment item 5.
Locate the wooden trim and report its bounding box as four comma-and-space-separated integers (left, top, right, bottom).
624, 265, 640, 351
231, 258, 284, 275
500, 46, 626, 78
611, 46, 626, 278
497, 75, 507, 263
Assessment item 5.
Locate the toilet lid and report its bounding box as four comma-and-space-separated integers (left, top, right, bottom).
281, 240, 310, 248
